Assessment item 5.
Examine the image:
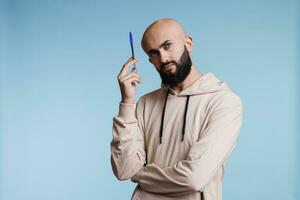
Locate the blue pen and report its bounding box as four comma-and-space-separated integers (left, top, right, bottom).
129, 32, 137, 70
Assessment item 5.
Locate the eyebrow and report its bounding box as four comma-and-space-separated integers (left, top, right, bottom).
147, 40, 172, 55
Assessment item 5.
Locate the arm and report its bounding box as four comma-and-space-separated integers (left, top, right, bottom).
111, 100, 146, 180
132, 93, 243, 195
111, 57, 145, 181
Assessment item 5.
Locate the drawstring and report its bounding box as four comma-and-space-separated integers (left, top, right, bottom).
182, 95, 190, 141
159, 88, 191, 144
159, 88, 170, 144
201, 191, 205, 200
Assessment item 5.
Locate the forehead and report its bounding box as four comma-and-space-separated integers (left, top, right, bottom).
142, 23, 185, 51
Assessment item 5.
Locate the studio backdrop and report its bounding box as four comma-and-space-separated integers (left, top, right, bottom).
0, 0, 299, 199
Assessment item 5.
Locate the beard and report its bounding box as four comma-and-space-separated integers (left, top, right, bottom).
158, 46, 192, 87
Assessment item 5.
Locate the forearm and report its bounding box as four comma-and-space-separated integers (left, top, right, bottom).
132, 142, 236, 195
132, 163, 197, 196
111, 102, 146, 180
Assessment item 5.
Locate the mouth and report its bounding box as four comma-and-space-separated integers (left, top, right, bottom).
162, 63, 175, 71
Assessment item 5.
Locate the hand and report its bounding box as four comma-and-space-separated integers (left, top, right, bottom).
117, 57, 142, 104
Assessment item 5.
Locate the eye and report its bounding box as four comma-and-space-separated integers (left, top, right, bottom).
164, 43, 172, 49
149, 51, 159, 58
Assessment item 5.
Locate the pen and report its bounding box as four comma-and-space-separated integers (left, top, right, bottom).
129, 32, 137, 70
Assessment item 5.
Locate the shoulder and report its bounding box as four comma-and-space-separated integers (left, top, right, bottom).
218, 90, 242, 107
138, 88, 165, 104
209, 89, 243, 116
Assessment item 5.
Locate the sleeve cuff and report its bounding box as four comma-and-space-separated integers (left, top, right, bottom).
117, 102, 137, 121
131, 167, 143, 183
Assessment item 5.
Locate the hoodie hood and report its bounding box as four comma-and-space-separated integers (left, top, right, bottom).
160, 72, 229, 96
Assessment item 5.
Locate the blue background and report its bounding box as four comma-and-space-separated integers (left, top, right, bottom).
0, 0, 299, 199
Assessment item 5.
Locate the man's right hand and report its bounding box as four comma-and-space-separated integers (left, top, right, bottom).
117, 57, 142, 104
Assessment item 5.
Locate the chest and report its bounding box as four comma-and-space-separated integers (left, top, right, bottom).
143, 95, 211, 166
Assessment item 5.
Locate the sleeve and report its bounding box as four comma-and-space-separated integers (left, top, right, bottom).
110, 99, 146, 180
131, 93, 243, 196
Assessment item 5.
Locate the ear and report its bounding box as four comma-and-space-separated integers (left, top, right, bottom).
185, 35, 193, 52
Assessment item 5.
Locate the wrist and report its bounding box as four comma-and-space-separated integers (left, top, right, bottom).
121, 98, 135, 104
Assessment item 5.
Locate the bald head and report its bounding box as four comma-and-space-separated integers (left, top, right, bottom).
141, 18, 188, 52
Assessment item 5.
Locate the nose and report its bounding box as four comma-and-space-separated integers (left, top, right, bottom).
159, 50, 170, 63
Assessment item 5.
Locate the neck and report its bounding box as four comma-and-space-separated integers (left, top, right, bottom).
170, 64, 202, 93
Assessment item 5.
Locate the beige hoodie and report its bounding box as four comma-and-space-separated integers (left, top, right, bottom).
111, 72, 243, 200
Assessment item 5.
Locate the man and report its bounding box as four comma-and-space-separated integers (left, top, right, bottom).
111, 18, 243, 200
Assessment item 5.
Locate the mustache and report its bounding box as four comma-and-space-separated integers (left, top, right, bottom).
160, 61, 177, 70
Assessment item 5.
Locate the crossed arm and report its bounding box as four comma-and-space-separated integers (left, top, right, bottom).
111, 94, 243, 196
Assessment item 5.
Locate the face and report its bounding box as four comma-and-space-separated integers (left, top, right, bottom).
142, 20, 193, 87
157, 46, 192, 87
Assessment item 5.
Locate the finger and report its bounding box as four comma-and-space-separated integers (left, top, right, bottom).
131, 79, 140, 87
123, 77, 142, 86
118, 58, 138, 78
119, 72, 142, 82
131, 81, 138, 87
120, 76, 142, 85
131, 67, 138, 73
